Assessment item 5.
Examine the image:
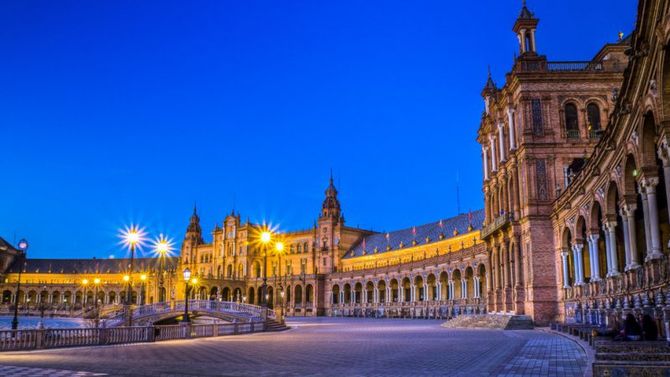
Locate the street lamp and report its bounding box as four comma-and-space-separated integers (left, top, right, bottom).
11, 239, 28, 331
182, 268, 191, 323
260, 231, 272, 308
82, 278, 89, 310
121, 225, 144, 326
93, 278, 101, 327
153, 234, 173, 303
140, 274, 147, 305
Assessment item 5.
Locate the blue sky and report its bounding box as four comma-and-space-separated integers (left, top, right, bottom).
1, 0, 636, 258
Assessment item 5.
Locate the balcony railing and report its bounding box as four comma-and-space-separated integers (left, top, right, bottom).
480, 213, 511, 239
517, 60, 604, 73
566, 129, 580, 139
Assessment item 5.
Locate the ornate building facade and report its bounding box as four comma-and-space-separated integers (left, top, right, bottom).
478, 2, 629, 325
0, 176, 486, 319
551, 0, 670, 332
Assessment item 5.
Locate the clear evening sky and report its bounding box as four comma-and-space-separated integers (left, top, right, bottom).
1, 1, 635, 259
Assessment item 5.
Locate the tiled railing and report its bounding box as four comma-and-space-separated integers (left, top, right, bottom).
481, 214, 511, 239
0, 321, 264, 352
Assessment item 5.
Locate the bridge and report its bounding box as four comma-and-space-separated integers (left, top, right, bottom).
104, 300, 276, 327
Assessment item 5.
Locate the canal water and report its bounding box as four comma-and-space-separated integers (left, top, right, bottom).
0, 315, 86, 330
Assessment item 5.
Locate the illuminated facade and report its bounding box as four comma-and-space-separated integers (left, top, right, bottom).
0, 176, 485, 318
478, 2, 629, 325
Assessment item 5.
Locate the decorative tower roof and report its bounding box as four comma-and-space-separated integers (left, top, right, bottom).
185, 205, 204, 244
513, 0, 539, 34
321, 172, 341, 220
481, 66, 497, 97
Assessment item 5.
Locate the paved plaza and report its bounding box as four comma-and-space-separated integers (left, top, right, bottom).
0, 318, 587, 376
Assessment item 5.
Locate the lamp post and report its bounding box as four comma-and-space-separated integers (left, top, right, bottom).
275, 241, 284, 318
154, 235, 172, 303
93, 278, 101, 327
82, 278, 89, 312
182, 268, 191, 323
122, 225, 143, 327
11, 239, 28, 330
260, 231, 272, 308
140, 274, 147, 305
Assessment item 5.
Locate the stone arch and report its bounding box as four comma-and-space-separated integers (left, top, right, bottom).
562, 227, 574, 286
464, 267, 475, 298
365, 281, 374, 303
389, 279, 399, 303
640, 111, 659, 167
415, 276, 425, 301
439, 272, 449, 300
354, 282, 363, 304
332, 284, 340, 304
294, 285, 303, 306
662, 38, 670, 120
305, 284, 313, 305
343, 283, 351, 304
226, 264, 233, 278
209, 286, 218, 300
590, 200, 608, 279
575, 215, 591, 281
377, 280, 387, 303
426, 273, 437, 301
222, 287, 231, 301
401, 277, 411, 302
247, 287, 255, 305
478, 264, 487, 297
452, 269, 462, 299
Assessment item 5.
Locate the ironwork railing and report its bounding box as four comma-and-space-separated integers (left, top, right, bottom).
480, 213, 512, 239
517, 60, 604, 73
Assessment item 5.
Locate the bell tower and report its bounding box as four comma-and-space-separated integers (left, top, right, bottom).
317, 172, 344, 273
181, 205, 203, 266
513, 0, 539, 55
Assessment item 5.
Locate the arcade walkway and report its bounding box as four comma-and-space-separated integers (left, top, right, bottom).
0, 318, 587, 376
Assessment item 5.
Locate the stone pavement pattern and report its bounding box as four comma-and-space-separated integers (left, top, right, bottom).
0, 318, 587, 376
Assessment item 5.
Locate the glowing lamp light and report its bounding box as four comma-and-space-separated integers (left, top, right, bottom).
120, 225, 146, 249
275, 241, 284, 252
153, 234, 174, 257
82, 279, 89, 286
93, 278, 101, 285
191, 277, 198, 285
140, 274, 147, 281
260, 231, 272, 244
17, 239, 29, 251
123, 275, 130, 282
183, 268, 191, 282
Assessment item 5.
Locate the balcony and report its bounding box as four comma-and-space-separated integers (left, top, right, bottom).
480, 213, 512, 239
566, 129, 580, 139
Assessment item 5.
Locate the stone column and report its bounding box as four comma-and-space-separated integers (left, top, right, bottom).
498, 123, 505, 161
436, 283, 442, 301
489, 134, 497, 171
642, 177, 663, 260
588, 234, 601, 281
462, 280, 467, 299
621, 203, 641, 270
639, 182, 654, 260
530, 29, 536, 52
572, 243, 584, 285
561, 251, 570, 288
507, 107, 516, 150
659, 142, 670, 221
519, 28, 527, 53
483, 147, 489, 180
604, 221, 620, 276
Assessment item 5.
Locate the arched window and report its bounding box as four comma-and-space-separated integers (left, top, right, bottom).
586, 103, 601, 137
564, 103, 579, 139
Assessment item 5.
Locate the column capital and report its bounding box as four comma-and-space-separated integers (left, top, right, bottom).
603, 220, 617, 232
640, 176, 659, 192
620, 202, 637, 216
561, 251, 569, 258
587, 233, 600, 242
572, 243, 584, 251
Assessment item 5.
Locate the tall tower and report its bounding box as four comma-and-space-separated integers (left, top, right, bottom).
317, 173, 343, 273
181, 206, 203, 266
513, 0, 539, 56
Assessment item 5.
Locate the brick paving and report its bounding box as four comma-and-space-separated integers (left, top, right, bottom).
0, 318, 587, 377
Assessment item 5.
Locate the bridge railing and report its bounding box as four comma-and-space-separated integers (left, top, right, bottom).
0, 320, 265, 352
